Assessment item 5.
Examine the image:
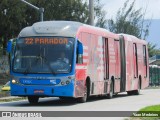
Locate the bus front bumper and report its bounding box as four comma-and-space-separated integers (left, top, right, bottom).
11, 83, 74, 97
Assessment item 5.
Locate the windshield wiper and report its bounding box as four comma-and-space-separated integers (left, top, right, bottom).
24, 55, 41, 75
40, 55, 56, 75
24, 55, 56, 75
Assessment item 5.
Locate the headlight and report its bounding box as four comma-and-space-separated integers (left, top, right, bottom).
12, 79, 17, 84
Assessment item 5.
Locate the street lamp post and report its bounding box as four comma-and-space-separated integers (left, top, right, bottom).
39, 8, 44, 22
20, 0, 44, 21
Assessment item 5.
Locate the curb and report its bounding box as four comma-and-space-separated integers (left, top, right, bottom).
0, 96, 20, 100
0, 96, 27, 102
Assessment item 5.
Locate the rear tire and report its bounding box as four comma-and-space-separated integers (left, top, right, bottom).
28, 96, 39, 104
127, 80, 140, 95
107, 81, 114, 99
114, 93, 118, 96
127, 91, 134, 95
133, 80, 140, 95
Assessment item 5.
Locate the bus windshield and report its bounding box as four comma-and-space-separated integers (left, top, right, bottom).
13, 37, 75, 74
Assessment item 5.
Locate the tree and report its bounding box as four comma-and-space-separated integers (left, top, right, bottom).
95, 0, 107, 28
148, 43, 160, 57
27, 0, 89, 23
106, 0, 160, 57
107, 0, 150, 40
0, 0, 90, 55
0, 0, 27, 55
0, 0, 115, 55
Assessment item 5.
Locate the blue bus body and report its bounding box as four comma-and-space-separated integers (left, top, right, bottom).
9, 21, 83, 101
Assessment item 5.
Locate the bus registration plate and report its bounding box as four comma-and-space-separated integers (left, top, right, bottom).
34, 90, 44, 94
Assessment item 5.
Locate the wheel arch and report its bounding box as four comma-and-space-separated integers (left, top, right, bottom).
85, 76, 91, 97
111, 76, 115, 93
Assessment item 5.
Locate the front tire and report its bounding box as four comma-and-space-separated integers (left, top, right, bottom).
59, 97, 73, 101
28, 96, 39, 104
78, 84, 88, 103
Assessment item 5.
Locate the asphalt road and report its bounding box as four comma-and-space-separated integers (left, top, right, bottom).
0, 89, 160, 120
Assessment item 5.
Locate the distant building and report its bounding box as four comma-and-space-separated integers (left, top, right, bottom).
149, 55, 160, 86
149, 55, 160, 66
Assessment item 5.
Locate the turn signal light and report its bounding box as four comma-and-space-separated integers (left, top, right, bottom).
66, 80, 70, 85
61, 82, 65, 85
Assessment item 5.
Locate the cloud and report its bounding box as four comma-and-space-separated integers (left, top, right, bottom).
101, 0, 160, 19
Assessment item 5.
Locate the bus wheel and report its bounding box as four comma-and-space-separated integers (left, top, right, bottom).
59, 97, 73, 101
127, 91, 134, 95
78, 84, 88, 103
59, 97, 67, 100
133, 80, 141, 95
107, 81, 114, 99
114, 93, 118, 96
28, 96, 39, 104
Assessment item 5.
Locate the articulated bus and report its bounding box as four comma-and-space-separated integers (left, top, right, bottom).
7, 21, 149, 104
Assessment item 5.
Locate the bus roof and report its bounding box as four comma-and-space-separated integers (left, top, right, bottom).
18, 21, 147, 45
119, 33, 147, 44
18, 21, 83, 38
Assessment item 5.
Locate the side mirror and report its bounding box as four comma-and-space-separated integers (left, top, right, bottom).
78, 41, 83, 54
77, 41, 83, 64
7, 40, 12, 53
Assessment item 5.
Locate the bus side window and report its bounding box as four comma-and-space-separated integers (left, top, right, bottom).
77, 41, 83, 64
143, 45, 147, 66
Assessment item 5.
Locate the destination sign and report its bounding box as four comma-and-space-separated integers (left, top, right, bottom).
24, 38, 68, 45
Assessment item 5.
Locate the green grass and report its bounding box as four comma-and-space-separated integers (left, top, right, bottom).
139, 105, 160, 111
0, 85, 26, 102
129, 105, 160, 120
0, 97, 27, 102
0, 85, 11, 98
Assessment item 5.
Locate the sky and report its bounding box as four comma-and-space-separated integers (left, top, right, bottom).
100, 0, 160, 49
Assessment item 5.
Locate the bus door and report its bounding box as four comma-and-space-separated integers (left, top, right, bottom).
103, 38, 109, 93
114, 40, 120, 79
133, 43, 138, 78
